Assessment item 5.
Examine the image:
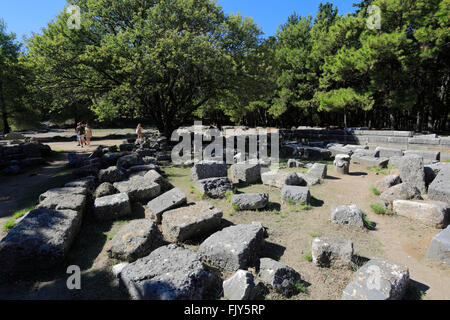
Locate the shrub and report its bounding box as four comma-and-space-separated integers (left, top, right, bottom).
370, 187, 381, 196
303, 252, 313, 262
370, 203, 387, 215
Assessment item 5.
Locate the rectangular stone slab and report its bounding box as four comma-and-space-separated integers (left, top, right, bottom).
145, 187, 187, 223
161, 202, 223, 242
0, 208, 82, 274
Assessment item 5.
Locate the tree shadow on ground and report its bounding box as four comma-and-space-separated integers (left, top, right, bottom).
182, 219, 235, 247
325, 175, 341, 180
260, 241, 286, 261
310, 196, 324, 207
351, 255, 371, 270
266, 202, 281, 211
349, 172, 368, 176
404, 279, 430, 300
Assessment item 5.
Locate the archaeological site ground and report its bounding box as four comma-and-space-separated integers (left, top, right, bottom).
0, 0, 449, 307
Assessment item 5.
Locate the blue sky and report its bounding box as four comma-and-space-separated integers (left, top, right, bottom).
0, 0, 357, 41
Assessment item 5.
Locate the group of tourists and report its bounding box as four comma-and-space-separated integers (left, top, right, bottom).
75, 122, 92, 147
75, 122, 144, 147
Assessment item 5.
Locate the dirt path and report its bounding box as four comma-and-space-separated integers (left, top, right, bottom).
0, 139, 125, 238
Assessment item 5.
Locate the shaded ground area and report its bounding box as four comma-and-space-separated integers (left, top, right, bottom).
0, 138, 449, 300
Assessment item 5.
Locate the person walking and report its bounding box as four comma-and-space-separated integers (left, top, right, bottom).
76, 122, 86, 147
85, 123, 93, 146
136, 123, 143, 140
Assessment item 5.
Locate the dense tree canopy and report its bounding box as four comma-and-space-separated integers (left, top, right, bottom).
1, 0, 449, 133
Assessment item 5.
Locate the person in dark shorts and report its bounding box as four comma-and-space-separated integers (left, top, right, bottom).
76, 122, 86, 147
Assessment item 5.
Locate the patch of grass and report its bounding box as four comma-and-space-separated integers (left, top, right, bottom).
293, 281, 308, 295
310, 233, 321, 238
362, 212, 375, 230
443, 159, 450, 163
300, 203, 312, 211
272, 209, 280, 215
225, 190, 234, 203
2, 205, 36, 232
303, 252, 313, 262
299, 169, 308, 174
232, 204, 240, 211
285, 198, 296, 206
370, 203, 387, 215
370, 186, 381, 196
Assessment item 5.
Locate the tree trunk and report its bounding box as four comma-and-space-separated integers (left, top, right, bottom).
0, 85, 11, 134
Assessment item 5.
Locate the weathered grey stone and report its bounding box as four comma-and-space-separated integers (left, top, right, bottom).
296, 173, 320, 186
261, 171, 305, 188
117, 154, 143, 169
351, 155, 389, 168
5, 132, 25, 140
128, 164, 158, 175
0, 208, 82, 274
39, 187, 87, 202
65, 176, 96, 191
37, 188, 87, 213
146, 188, 187, 223
428, 165, 450, 204
231, 193, 269, 210
353, 149, 378, 157
230, 162, 261, 184
73, 164, 101, 177
94, 193, 132, 220
380, 183, 422, 204
258, 258, 301, 297
194, 177, 233, 199
112, 262, 129, 278
98, 166, 126, 183
119, 143, 134, 152
94, 182, 117, 198
114, 176, 161, 203
424, 162, 447, 186
281, 185, 311, 204
374, 175, 401, 193
191, 161, 227, 181
345, 144, 369, 151
119, 244, 218, 300
287, 159, 304, 168
312, 237, 354, 268
161, 202, 223, 242
334, 154, 350, 174
144, 169, 172, 192
404, 150, 440, 161
342, 258, 409, 300
426, 226, 450, 265
106, 219, 164, 262
223, 270, 259, 300
393, 200, 450, 228
375, 147, 403, 158
301, 146, 331, 160
329, 146, 352, 157
307, 163, 327, 179
408, 137, 440, 145
198, 223, 265, 271
398, 155, 426, 194
331, 205, 364, 227
101, 152, 121, 167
